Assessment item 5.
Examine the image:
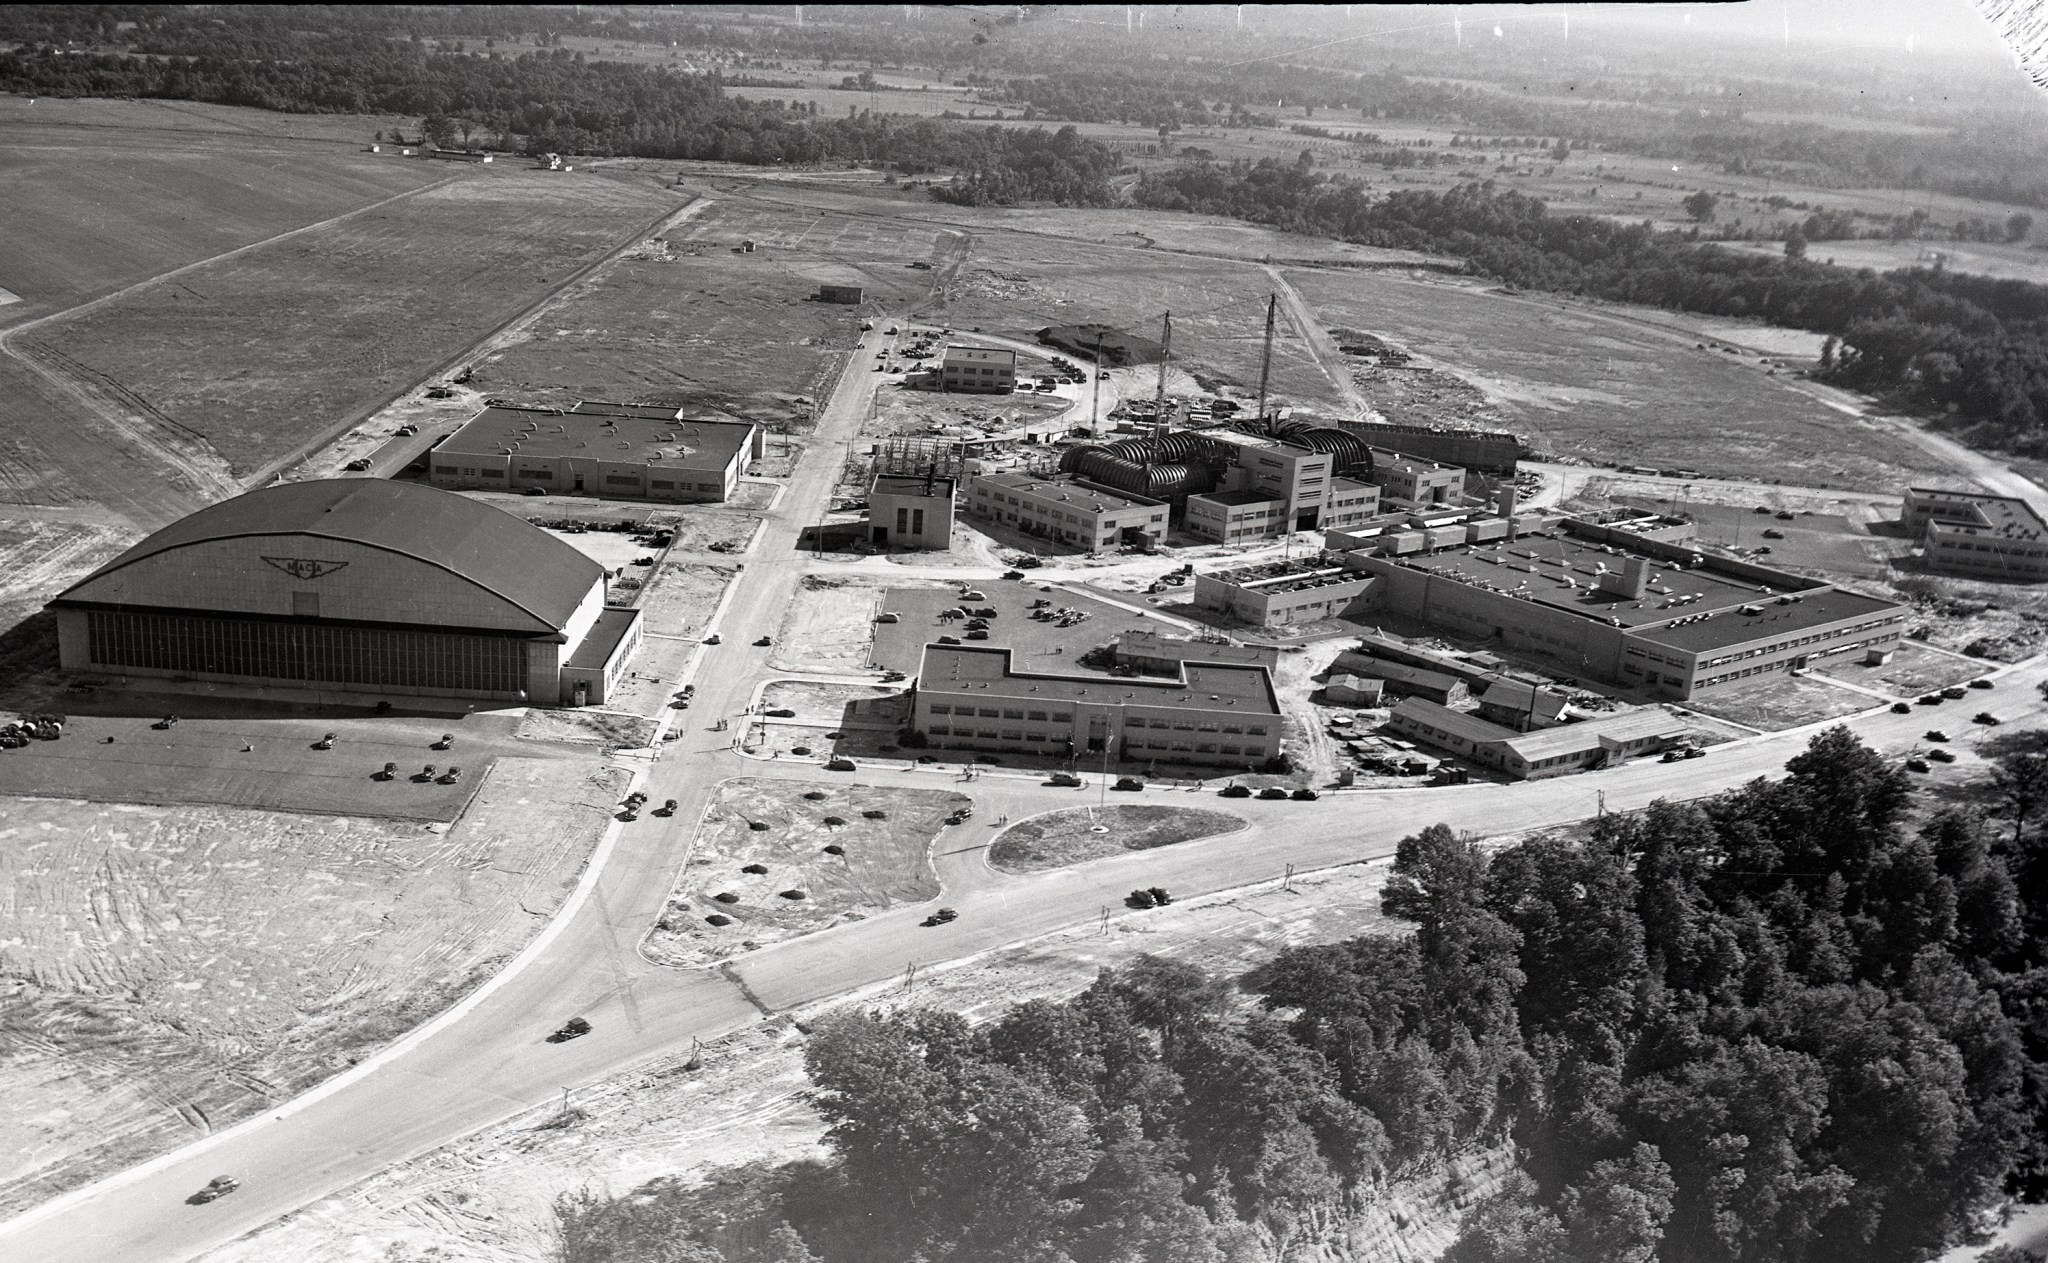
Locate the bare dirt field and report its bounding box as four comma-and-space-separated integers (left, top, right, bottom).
0, 514, 137, 636
989, 804, 1248, 874
1681, 671, 1879, 731
469, 191, 945, 434
197, 855, 1425, 1263
0, 755, 625, 1215
865, 377, 1074, 441
513, 709, 658, 751
771, 576, 917, 674
20, 171, 682, 488
758, 680, 901, 728
637, 561, 741, 637
1284, 270, 1958, 491
642, 778, 967, 966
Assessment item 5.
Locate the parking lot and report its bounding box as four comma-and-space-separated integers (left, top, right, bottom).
873, 581, 1168, 676
0, 706, 588, 821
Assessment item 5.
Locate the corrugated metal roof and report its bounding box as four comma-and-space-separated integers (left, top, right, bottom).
56, 480, 603, 632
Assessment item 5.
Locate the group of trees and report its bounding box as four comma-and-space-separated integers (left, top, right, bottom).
1133, 162, 2048, 448
561, 728, 2045, 1263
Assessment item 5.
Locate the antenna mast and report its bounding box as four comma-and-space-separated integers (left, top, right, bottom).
1256, 294, 1277, 427
1152, 310, 1172, 438
1091, 331, 1106, 432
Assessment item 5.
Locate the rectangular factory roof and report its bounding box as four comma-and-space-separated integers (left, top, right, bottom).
1373, 530, 1812, 631
1500, 708, 1691, 760
1627, 587, 1904, 654
439, 405, 755, 473
1115, 630, 1280, 669
919, 644, 1280, 714
871, 474, 957, 498
972, 472, 1161, 513
566, 606, 641, 671
1909, 487, 2048, 539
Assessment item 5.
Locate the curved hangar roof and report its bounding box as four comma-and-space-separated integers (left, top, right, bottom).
56, 480, 604, 634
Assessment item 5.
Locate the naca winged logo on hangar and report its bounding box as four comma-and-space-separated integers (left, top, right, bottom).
261, 556, 351, 580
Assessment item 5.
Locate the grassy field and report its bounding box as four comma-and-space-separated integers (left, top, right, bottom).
989, 804, 1247, 874
21, 170, 682, 486
1283, 269, 1959, 490
0, 102, 441, 324
0, 755, 624, 1214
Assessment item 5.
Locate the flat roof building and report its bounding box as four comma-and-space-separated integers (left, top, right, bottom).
1336, 520, 1907, 700
1386, 698, 1689, 779
431, 403, 761, 503
1113, 630, 1281, 676
1904, 487, 2048, 582
868, 472, 955, 551
913, 643, 1282, 769
965, 473, 1167, 551
941, 345, 1017, 394
1191, 557, 1375, 627
50, 480, 633, 705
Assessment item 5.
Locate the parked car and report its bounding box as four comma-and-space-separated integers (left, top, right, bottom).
1761, 528, 1785, 539
1970, 678, 1995, 689
938, 635, 962, 645
1257, 786, 1289, 800
1929, 747, 1958, 763
1918, 694, 1943, 705
920, 907, 959, 927
1046, 771, 1083, 787
521, 486, 548, 496
876, 612, 900, 623
1219, 783, 1252, 798
1926, 730, 1951, 742
1891, 702, 1913, 714
1112, 777, 1145, 792
1291, 787, 1321, 801
1906, 757, 1931, 773
1941, 685, 1968, 699
1775, 510, 1796, 520
1975, 712, 2001, 725
965, 629, 990, 640
704, 633, 722, 645
763, 707, 797, 718
827, 756, 857, 771
754, 636, 773, 647
343, 458, 370, 472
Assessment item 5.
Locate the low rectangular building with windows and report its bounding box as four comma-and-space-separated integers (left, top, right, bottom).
940, 345, 1017, 394
431, 403, 761, 503
1386, 698, 1689, 780
1904, 487, 2048, 582
965, 473, 1166, 550
1191, 557, 1375, 627
913, 643, 1282, 769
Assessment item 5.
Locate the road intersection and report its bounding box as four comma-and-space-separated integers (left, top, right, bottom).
4, 317, 2041, 1263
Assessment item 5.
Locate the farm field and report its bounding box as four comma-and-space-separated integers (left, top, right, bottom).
469, 193, 938, 429
19, 170, 682, 490
0, 755, 624, 1215
1283, 269, 1960, 490
0, 104, 443, 324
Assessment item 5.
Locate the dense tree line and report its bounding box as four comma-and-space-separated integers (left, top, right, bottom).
560, 729, 2045, 1262
0, 29, 1118, 204
1135, 162, 2048, 448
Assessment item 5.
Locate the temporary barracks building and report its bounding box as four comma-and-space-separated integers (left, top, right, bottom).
1474, 676, 1572, 731
913, 643, 1282, 769
1385, 698, 1689, 780
1112, 630, 1280, 676
816, 284, 864, 304
941, 345, 1017, 394
965, 473, 1167, 550
1903, 487, 2048, 582
49, 480, 640, 706
868, 472, 956, 550
1324, 674, 1386, 706
431, 402, 761, 503
1191, 558, 1375, 627
1335, 520, 1907, 701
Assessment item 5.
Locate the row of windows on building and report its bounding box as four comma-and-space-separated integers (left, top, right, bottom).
435, 465, 722, 493
1694, 615, 1904, 669
927, 703, 1267, 736
1688, 632, 1893, 690
925, 726, 1258, 756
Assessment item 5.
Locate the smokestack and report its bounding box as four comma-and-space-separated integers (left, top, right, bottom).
1495, 482, 1516, 521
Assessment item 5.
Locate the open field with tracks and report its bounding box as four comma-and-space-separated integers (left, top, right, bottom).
0, 756, 624, 1215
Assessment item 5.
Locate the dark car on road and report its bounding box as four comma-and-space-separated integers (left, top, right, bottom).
188, 1176, 240, 1205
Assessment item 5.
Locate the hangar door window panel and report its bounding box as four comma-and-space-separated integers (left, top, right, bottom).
86, 611, 527, 693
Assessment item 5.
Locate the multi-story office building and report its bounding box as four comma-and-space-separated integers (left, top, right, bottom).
1903, 487, 2048, 582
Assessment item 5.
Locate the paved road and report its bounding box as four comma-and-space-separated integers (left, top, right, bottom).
7, 311, 2045, 1261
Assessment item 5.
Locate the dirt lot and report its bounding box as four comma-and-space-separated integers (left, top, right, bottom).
196, 855, 1430, 1263
471, 192, 943, 434
1680, 671, 1880, 731
0, 755, 625, 1215
20, 169, 681, 486
989, 804, 1248, 874
771, 576, 919, 674
1284, 270, 1962, 491
0, 514, 137, 638
865, 377, 1075, 441
642, 778, 967, 966
514, 709, 658, 751
637, 562, 741, 637
758, 680, 902, 728
1810, 641, 1988, 699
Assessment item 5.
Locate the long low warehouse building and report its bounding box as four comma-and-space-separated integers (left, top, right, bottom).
912, 643, 1282, 769
49, 480, 640, 706
430, 402, 761, 503
1385, 698, 1690, 779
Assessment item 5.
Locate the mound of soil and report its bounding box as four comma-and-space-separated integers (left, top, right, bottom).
1037, 323, 1166, 367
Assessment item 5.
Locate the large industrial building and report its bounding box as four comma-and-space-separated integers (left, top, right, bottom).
1336, 518, 1907, 701
430, 402, 761, 503
1903, 487, 2048, 582
965, 473, 1168, 550
912, 643, 1282, 769
50, 480, 640, 706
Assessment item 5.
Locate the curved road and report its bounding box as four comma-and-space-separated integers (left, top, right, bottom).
4, 317, 2044, 1263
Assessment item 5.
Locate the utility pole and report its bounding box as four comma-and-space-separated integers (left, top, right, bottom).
1099, 905, 1112, 934
1256, 294, 1278, 427
903, 959, 920, 990
1282, 862, 1295, 893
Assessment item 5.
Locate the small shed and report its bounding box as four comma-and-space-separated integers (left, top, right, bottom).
1325, 674, 1386, 707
